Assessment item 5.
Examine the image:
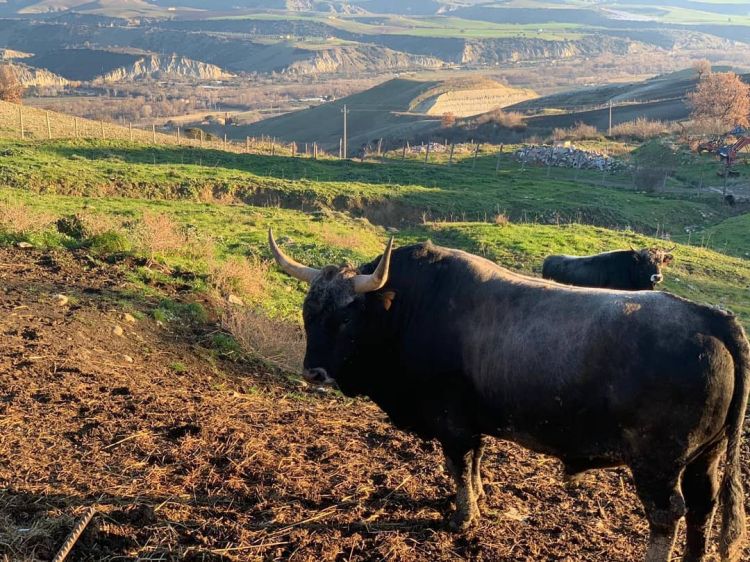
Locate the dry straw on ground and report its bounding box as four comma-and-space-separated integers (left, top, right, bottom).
222, 307, 305, 373
0, 201, 54, 234
210, 255, 269, 303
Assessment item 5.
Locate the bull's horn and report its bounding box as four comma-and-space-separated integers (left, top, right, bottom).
665, 245, 676, 252
268, 228, 320, 283
353, 237, 394, 294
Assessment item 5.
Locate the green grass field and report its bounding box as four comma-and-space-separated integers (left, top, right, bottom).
1, 138, 741, 244
0, 135, 748, 330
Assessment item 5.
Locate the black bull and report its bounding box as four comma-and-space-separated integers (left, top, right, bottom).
542, 249, 673, 290
270, 232, 749, 562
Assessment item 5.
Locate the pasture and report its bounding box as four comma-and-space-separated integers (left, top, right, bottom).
0, 134, 749, 560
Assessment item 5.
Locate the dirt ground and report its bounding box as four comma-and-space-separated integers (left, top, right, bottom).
1, 247, 749, 561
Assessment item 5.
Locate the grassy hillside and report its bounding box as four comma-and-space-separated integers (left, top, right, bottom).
3, 185, 749, 329
0, 137, 747, 323
0, 138, 742, 239
699, 213, 750, 259
0, 99, 291, 153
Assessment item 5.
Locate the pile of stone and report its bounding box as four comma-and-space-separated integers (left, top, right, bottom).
408, 142, 450, 154
514, 144, 626, 172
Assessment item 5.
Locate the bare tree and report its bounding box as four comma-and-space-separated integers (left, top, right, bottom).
0, 65, 23, 104
688, 71, 750, 130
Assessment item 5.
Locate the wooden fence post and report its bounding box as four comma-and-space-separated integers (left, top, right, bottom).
129, 122, 133, 142
377, 138, 383, 158
339, 138, 342, 159
401, 142, 407, 160
424, 140, 430, 166
313, 142, 318, 159
246, 136, 250, 152
472, 143, 480, 170
292, 142, 296, 157
74, 117, 79, 139
448, 143, 455, 166
177, 126, 180, 143
18, 105, 24, 140
46, 111, 51, 140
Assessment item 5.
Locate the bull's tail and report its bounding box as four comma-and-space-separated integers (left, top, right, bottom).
719, 317, 750, 562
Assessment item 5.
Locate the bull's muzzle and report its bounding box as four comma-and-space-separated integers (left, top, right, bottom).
650, 273, 664, 284
302, 368, 336, 386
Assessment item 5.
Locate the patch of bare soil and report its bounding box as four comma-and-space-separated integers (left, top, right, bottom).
0, 247, 748, 561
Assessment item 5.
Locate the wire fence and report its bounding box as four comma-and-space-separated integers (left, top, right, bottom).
0, 103, 332, 159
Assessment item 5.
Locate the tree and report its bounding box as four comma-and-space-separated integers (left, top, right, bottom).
688, 71, 750, 130
692, 59, 711, 80
441, 112, 456, 128
0, 65, 23, 104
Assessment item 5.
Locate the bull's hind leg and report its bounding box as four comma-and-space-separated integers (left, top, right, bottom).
472, 438, 486, 500
443, 438, 481, 531
631, 465, 686, 562
682, 442, 724, 562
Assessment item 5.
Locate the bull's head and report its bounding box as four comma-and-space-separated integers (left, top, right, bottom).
631, 246, 675, 289
269, 229, 394, 392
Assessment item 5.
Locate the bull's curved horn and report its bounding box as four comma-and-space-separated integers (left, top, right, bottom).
268, 228, 320, 284
353, 237, 394, 294
665, 245, 676, 253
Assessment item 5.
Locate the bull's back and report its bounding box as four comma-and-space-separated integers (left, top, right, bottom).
457, 285, 734, 455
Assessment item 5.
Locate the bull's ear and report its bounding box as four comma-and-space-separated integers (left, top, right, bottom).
379, 291, 396, 311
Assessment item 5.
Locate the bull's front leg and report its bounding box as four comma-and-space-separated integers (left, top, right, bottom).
443, 441, 481, 531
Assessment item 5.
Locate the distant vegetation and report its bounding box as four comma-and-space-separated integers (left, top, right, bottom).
0, 64, 22, 103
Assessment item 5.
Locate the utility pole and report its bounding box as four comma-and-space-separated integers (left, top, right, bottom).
341, 104, 349, 159
608, 100, 613, 137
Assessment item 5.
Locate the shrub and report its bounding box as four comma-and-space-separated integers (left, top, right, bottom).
87, 231, 132, 255
610, 117, 671, 141
56, 214, 89, 239
552, 121, 601, 141
0, 202, 54, 235
441, 112, 457, 128
493, 213, 510, 226
222, 307, 305, 373
210, 255, 269, 303
135, 212, 187, 261
0, 65, 23, 104
475, 109, 526, 131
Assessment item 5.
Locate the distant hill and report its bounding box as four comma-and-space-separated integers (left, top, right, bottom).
242, 78, 535, 149
244, 67, 750, 148
243, 78, 439, 150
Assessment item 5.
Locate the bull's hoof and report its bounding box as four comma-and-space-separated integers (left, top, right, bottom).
448, 509, 478, 532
